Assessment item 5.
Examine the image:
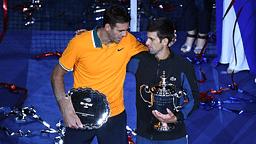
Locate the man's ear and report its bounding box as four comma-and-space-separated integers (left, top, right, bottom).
162, 38, 169, 46
105, 23, 111, 31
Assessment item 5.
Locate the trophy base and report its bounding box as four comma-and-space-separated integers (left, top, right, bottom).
153, 122, 175, 132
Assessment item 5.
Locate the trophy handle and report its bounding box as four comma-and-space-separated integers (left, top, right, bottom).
139, 84, 153, 107
173, 90, 189, 112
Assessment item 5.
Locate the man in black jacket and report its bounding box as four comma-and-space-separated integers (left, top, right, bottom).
127, 17, 201, 143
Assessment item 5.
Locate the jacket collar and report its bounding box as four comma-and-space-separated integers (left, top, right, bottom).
148, 49, 174, 61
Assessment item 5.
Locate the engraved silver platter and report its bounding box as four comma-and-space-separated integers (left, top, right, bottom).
67, 87, 111, 130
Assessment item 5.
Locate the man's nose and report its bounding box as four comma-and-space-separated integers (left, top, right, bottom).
145, 39, 150, 46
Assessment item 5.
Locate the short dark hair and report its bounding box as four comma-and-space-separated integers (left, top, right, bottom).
103, 5, 131, 28
146, 18, 175, 45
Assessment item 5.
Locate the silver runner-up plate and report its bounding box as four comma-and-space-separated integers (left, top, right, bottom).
67, 87, 111, 130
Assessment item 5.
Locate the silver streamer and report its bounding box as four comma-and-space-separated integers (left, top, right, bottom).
200, 96, 256, 114
0, 106, 65, 144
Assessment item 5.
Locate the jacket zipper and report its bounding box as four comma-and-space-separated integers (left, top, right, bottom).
156, 61, 161, 76
151, 61, 161, 140
150, 117, 154, 140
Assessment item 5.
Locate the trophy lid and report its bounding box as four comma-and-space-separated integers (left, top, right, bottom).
150, 71, 176, 96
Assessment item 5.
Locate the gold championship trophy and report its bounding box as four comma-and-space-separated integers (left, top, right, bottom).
140, 71, 188, 132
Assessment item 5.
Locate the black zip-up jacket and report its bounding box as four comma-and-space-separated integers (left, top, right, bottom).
127, 50, 200, 140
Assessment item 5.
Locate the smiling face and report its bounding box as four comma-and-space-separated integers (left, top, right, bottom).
106, 22, 129, 44
146, 31, 165, 55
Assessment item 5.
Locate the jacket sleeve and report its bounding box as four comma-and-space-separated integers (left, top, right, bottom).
179, 63, 201, 119
126, 54, 141, 74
